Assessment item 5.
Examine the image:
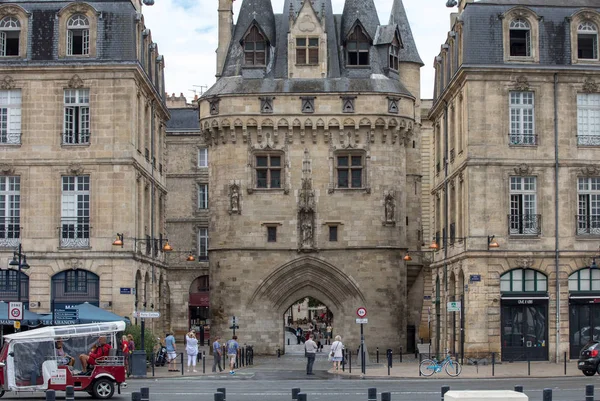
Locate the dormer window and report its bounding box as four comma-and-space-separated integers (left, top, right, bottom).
0, 17, 20, 57
347, 25, 370, 66
243, 25, 267, 66
296, 37, 319, 65
389, 36, 400, 71
509, 19, 530, 57
578, 21, 598, 60
67, 14, 90, 56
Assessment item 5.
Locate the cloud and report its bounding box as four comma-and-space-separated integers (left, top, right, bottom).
143, 0, 454, 100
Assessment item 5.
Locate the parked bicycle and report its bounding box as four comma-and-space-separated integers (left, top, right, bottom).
419, 350, 462, 377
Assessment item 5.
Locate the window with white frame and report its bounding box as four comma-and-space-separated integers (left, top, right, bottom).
0, 16, 20, 57
509, 91, 535, 145
197, 183, 208, 209
67, 14, 90, 56
509, 19, 531, 57
197, 148, 208, 167
577, 93, 600, 145
577, 177, 600, 235
198, 228, 208, 261
509, 176, 539, 235
0, 89, 21, 144
61, 175, 90, 248
578, 21, 598, 60
0, 176, 20, 246
63, 89, 90, 145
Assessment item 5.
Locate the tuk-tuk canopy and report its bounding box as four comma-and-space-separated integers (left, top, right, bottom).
4, 321, 126, 342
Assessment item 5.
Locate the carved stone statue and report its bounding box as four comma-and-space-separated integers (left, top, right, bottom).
385, 194, 395, 223
301, 212, 313, 248
230, 184, 240, 213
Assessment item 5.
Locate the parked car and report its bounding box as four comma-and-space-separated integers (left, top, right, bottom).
578, 340, 600, 376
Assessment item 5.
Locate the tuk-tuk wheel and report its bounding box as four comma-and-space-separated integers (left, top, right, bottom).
92, 378, 115, 399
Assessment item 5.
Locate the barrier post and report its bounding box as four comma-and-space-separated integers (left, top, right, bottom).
441, 385, 450, 401
514, 385, 523, 393
368, 388, 377, 401
65, 385, 75, 401
527, 355, 530, 376
297, 393, 307, 401
542, 388, 552, 401
586, 384, 594, 401
381, 392, 391, 401
400, 346, 403, 363
349, 349, 352, 373
132, 392, 141, 401
292, 388, 301, 400
141, 387, 150, 401
564, 352, 567, 375
491, 352, 495, 377
376, 347, 379, 364
203, 350, 206, 373
342, 349, 345, 372
214, 393, 224, 401
217, 387, 227, 401
45, 390, 56, 401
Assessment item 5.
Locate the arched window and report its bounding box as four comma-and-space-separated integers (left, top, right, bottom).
67, 14, 90, 56
0, 270, 28, 302
0, 16, 20, 57
569, 268, 600, 292
347, 25, 370, 66
509, 19, 531, 57
243, 25, 267, 66
389, 35, 400, 71
501, 268, 547, 293
51, 269, 99, 308
578, 21, 598, 60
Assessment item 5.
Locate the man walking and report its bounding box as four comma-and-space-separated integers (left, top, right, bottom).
226, 335, 239, 375
165, 331, 177, 372
305, 333, 317, 375
212, 335, 223, 373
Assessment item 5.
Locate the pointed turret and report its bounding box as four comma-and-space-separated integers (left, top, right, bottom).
236, 0, 276, 46
389, 0, 423, 65
341, 0, 380, 41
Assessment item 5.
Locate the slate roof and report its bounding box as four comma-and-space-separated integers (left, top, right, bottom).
374, 24, 400, 46
166, 108, 200, 131
213, 0, 422, 98
461, 2, 600, 66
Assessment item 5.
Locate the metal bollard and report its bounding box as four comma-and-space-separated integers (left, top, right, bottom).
297, 393, 307, 401
203, 350, 206, 373
181, 352, 184, 375
141, 387, 150, 401
400, 346, 403, 363
441, 385, 450, 401
217, 387, 226, 401
543, 388, 552, 401
564, 352, 567, 375
65, 385, 75, 401
514, 385, 523, 393
586, 384, 594, 401
278, 348, 281, 358
292, 387, 301, 400
214, 393, 224, 401
491, 352, 495, 377
387, 349, 393, 368
381, 392, 391, 401
349, 349, 352, 373
368, 387, 377, 401
376, 347, 379, 363
527, 356, 530, 376
132, 392, 142, 401
45, 390, 56, 401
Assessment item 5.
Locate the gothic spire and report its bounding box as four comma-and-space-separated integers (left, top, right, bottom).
236, 0, 276, 45
341, 0, 380, 41
389, 0, 423, 65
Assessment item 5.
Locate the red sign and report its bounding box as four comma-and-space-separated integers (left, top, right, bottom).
356, 307, 367, 318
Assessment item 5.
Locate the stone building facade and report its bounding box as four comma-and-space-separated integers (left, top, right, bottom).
0, 0, 169, 332
430, 0, 600, 362
199, 0, 424, 354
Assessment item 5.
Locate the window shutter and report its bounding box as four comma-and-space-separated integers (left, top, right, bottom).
83, 29, 90, 55
67, 30, 73, 56
0, 32, 5, 57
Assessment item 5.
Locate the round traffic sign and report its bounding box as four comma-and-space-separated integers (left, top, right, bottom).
356, 307, 367, 318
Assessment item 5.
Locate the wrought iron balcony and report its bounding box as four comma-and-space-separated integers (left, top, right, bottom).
62, 132, 90, 145
0, 217, 20, 248
576, 214, 600, 235
578, 135, 600, 146
508, 214, 542, 236
59, 217, 90, 248
0, 132, 21, 145
509, 133, 538, 146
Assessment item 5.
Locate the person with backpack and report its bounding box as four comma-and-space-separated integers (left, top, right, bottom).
226, 335, 239, 375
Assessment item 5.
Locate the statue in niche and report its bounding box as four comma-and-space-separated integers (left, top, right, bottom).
301, 212, 313, 248
385, 193, 395, 223
229, 183, 240, 214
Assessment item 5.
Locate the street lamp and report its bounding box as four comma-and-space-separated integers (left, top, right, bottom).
9, 244, 30, 331
112, 233, 174, 253
487, 235, 500, 249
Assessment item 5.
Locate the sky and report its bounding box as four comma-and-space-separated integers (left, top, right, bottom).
143, 0, 455, 100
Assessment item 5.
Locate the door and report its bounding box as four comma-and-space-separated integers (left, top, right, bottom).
569, 300, 600, 359
501, 300, 548, 361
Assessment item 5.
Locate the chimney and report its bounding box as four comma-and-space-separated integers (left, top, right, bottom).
216, 0, 234, 78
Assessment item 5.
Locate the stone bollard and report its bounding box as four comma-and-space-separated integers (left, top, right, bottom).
214, 392, 224, 401
368, 388, 377, 401
441, 385, 450, 401
65, 385, 75, 401
141, 387, 150, 401
45, 390, 56, 401
292, 388, 301, 400
543, 388, 552, 401
217, 387, 226, 401
132, 392, 142, 401
514, 385, 523, 393
586, 384, 594, 401
298, 393, 307, 401
381, 392, 391, 401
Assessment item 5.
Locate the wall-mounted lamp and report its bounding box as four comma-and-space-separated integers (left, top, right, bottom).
186, 252, 196, 262
112, 233, 173, 252
487, 235, 500, 249
592, 258, 598, 269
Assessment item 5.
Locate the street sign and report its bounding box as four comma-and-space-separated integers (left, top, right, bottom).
356, 307, 367, 318
120, 288, 132, 295
356, 318, 368, 324
13, 321, 20, 329
447, 301, 461, 312
132, 311, 160, 318
470, 274, 481, 282
9, 302, 22, 321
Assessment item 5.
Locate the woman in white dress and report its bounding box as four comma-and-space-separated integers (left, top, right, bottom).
329, 335, 344, 371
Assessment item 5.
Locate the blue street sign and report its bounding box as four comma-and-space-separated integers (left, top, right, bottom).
54, 308, 78, 324
470, 274, 481, 282
120, 288, 132, 295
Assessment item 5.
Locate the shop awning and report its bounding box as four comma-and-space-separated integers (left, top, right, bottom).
40, 302, 130, 325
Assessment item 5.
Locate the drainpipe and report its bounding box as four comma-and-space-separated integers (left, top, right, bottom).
443, 100, 449, 352
554, 73, 560, 363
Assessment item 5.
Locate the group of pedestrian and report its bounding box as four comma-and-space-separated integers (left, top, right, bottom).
212, 334, 239, 375
295, 320, 333, 347
120, 334, 135, 375
304, 333, 344, 375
